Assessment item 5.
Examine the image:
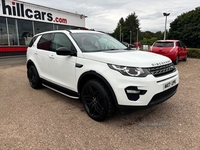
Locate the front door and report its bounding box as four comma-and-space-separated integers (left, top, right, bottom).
48, 33, 77, 92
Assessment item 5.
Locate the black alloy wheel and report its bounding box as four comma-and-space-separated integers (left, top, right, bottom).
183, 53, 188, 61
81, 80, 115, 121
28, 65, 42, 89
174, 55, 179, 65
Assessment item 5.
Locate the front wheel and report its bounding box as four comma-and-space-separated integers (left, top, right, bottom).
81, 80, 115, 121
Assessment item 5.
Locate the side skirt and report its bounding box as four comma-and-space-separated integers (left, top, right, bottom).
41, 79, 79, 99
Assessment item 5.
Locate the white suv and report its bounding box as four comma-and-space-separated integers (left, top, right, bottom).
26, 30, 179, 121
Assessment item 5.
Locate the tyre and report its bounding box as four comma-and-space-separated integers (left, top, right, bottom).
173, 55, 179, 65
81, 79, 115, 121
183, 53, 188, 61
27, 65, 42, 89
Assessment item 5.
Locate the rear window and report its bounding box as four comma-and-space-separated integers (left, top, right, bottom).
154, 42, 174, 47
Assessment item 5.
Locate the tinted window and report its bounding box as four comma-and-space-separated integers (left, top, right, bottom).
180, 41, 186, 48
37, 33, 53, 50
154, 42, 174, 47
51, 33, 75, 52
176, 42, 181, 47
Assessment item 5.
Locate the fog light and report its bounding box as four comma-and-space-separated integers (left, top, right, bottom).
125, 86, 147, 101
126, 89, 140, 94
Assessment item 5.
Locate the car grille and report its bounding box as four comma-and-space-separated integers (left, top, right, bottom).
147, 63, 176, 77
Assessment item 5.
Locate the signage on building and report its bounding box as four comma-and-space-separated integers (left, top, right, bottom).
0, 0, 86, 27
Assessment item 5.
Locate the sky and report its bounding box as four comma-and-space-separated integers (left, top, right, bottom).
22, 0, 199, 33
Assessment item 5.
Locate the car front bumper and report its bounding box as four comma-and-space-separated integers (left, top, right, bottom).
103, 69, 179, 110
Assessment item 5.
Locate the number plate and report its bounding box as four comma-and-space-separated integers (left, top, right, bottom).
163, 79, 176, 90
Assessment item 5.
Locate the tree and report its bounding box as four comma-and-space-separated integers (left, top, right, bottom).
112, 13, 140, 44
154, 31, 163, 40
111, 13, 166, 46
168, 7, 200, 48
111, 17, 125, 40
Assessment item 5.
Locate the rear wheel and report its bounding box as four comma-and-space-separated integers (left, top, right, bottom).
174, 55, 179, 65
81, 79, 115, 121
27, 65, 42, 89
183, 53, 188, 61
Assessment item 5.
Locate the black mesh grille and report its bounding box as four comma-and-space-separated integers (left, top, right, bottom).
147, 63, 176, 77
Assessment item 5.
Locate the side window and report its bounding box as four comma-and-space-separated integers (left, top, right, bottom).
176, 42, 181, 47
37, 33, 53, 50
180, 41, 185, 48
177, 41, 185, 48
51, 33, 75, 52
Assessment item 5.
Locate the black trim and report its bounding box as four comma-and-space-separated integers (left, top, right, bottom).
41, 79, 79, 98
117, 84, 178, 115
76, 63, 83, 68
148, 84, 178, 106
0, 52, 26, 56
157, 75, 177, 83
65, 29, 72, 33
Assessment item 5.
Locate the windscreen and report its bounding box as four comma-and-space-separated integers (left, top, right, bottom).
71, 32, 127, 52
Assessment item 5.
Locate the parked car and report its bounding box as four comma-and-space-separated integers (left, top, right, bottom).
149, 40, 188, 64
122, 42, 136, 50
26, 30, 179, 121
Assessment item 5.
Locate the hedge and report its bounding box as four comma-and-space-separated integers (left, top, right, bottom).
187, 48, 200, 59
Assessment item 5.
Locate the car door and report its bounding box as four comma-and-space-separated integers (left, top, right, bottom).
176, 41, 184, 59
180, 41, 187, 59
36, 33, 53, 80
48, 32, 77, 92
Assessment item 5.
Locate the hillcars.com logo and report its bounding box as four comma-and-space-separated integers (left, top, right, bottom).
1, 0, 67, 24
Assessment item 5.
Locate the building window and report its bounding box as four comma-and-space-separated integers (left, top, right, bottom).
34, 21, 53, 34
0, 17, 8, 45
7, 18, 18, 45
18, 19, 33, 46
57, 24, 69, 30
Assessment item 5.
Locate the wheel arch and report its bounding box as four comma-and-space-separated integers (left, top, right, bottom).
78, 71, 118, 107
26, 59, 41, 78
27, 59, 36, 69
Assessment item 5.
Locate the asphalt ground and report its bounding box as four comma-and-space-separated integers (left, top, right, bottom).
0, 56, 200, 150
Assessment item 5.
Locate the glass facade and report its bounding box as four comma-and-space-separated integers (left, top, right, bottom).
7, 18, 18, 45
18, 19, 33, 45
0, 17, 7, 45
0, 16, 82, 46
34, 21, 53, 34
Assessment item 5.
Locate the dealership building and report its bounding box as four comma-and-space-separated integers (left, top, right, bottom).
0, 0, 87, 56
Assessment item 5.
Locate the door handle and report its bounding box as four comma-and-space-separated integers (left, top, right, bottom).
49, 55, 54, 59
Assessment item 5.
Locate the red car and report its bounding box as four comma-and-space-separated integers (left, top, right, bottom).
149, 40, 188, 64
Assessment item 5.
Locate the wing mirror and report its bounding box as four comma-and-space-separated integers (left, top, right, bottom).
56, 47, 76, 56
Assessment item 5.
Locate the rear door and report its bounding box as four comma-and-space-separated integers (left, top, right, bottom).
176, 41, 185, 59
180, 41, 187, 59
35, 33, 53, 80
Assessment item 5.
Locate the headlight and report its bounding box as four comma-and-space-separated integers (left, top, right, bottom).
108, 64, 150, 77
